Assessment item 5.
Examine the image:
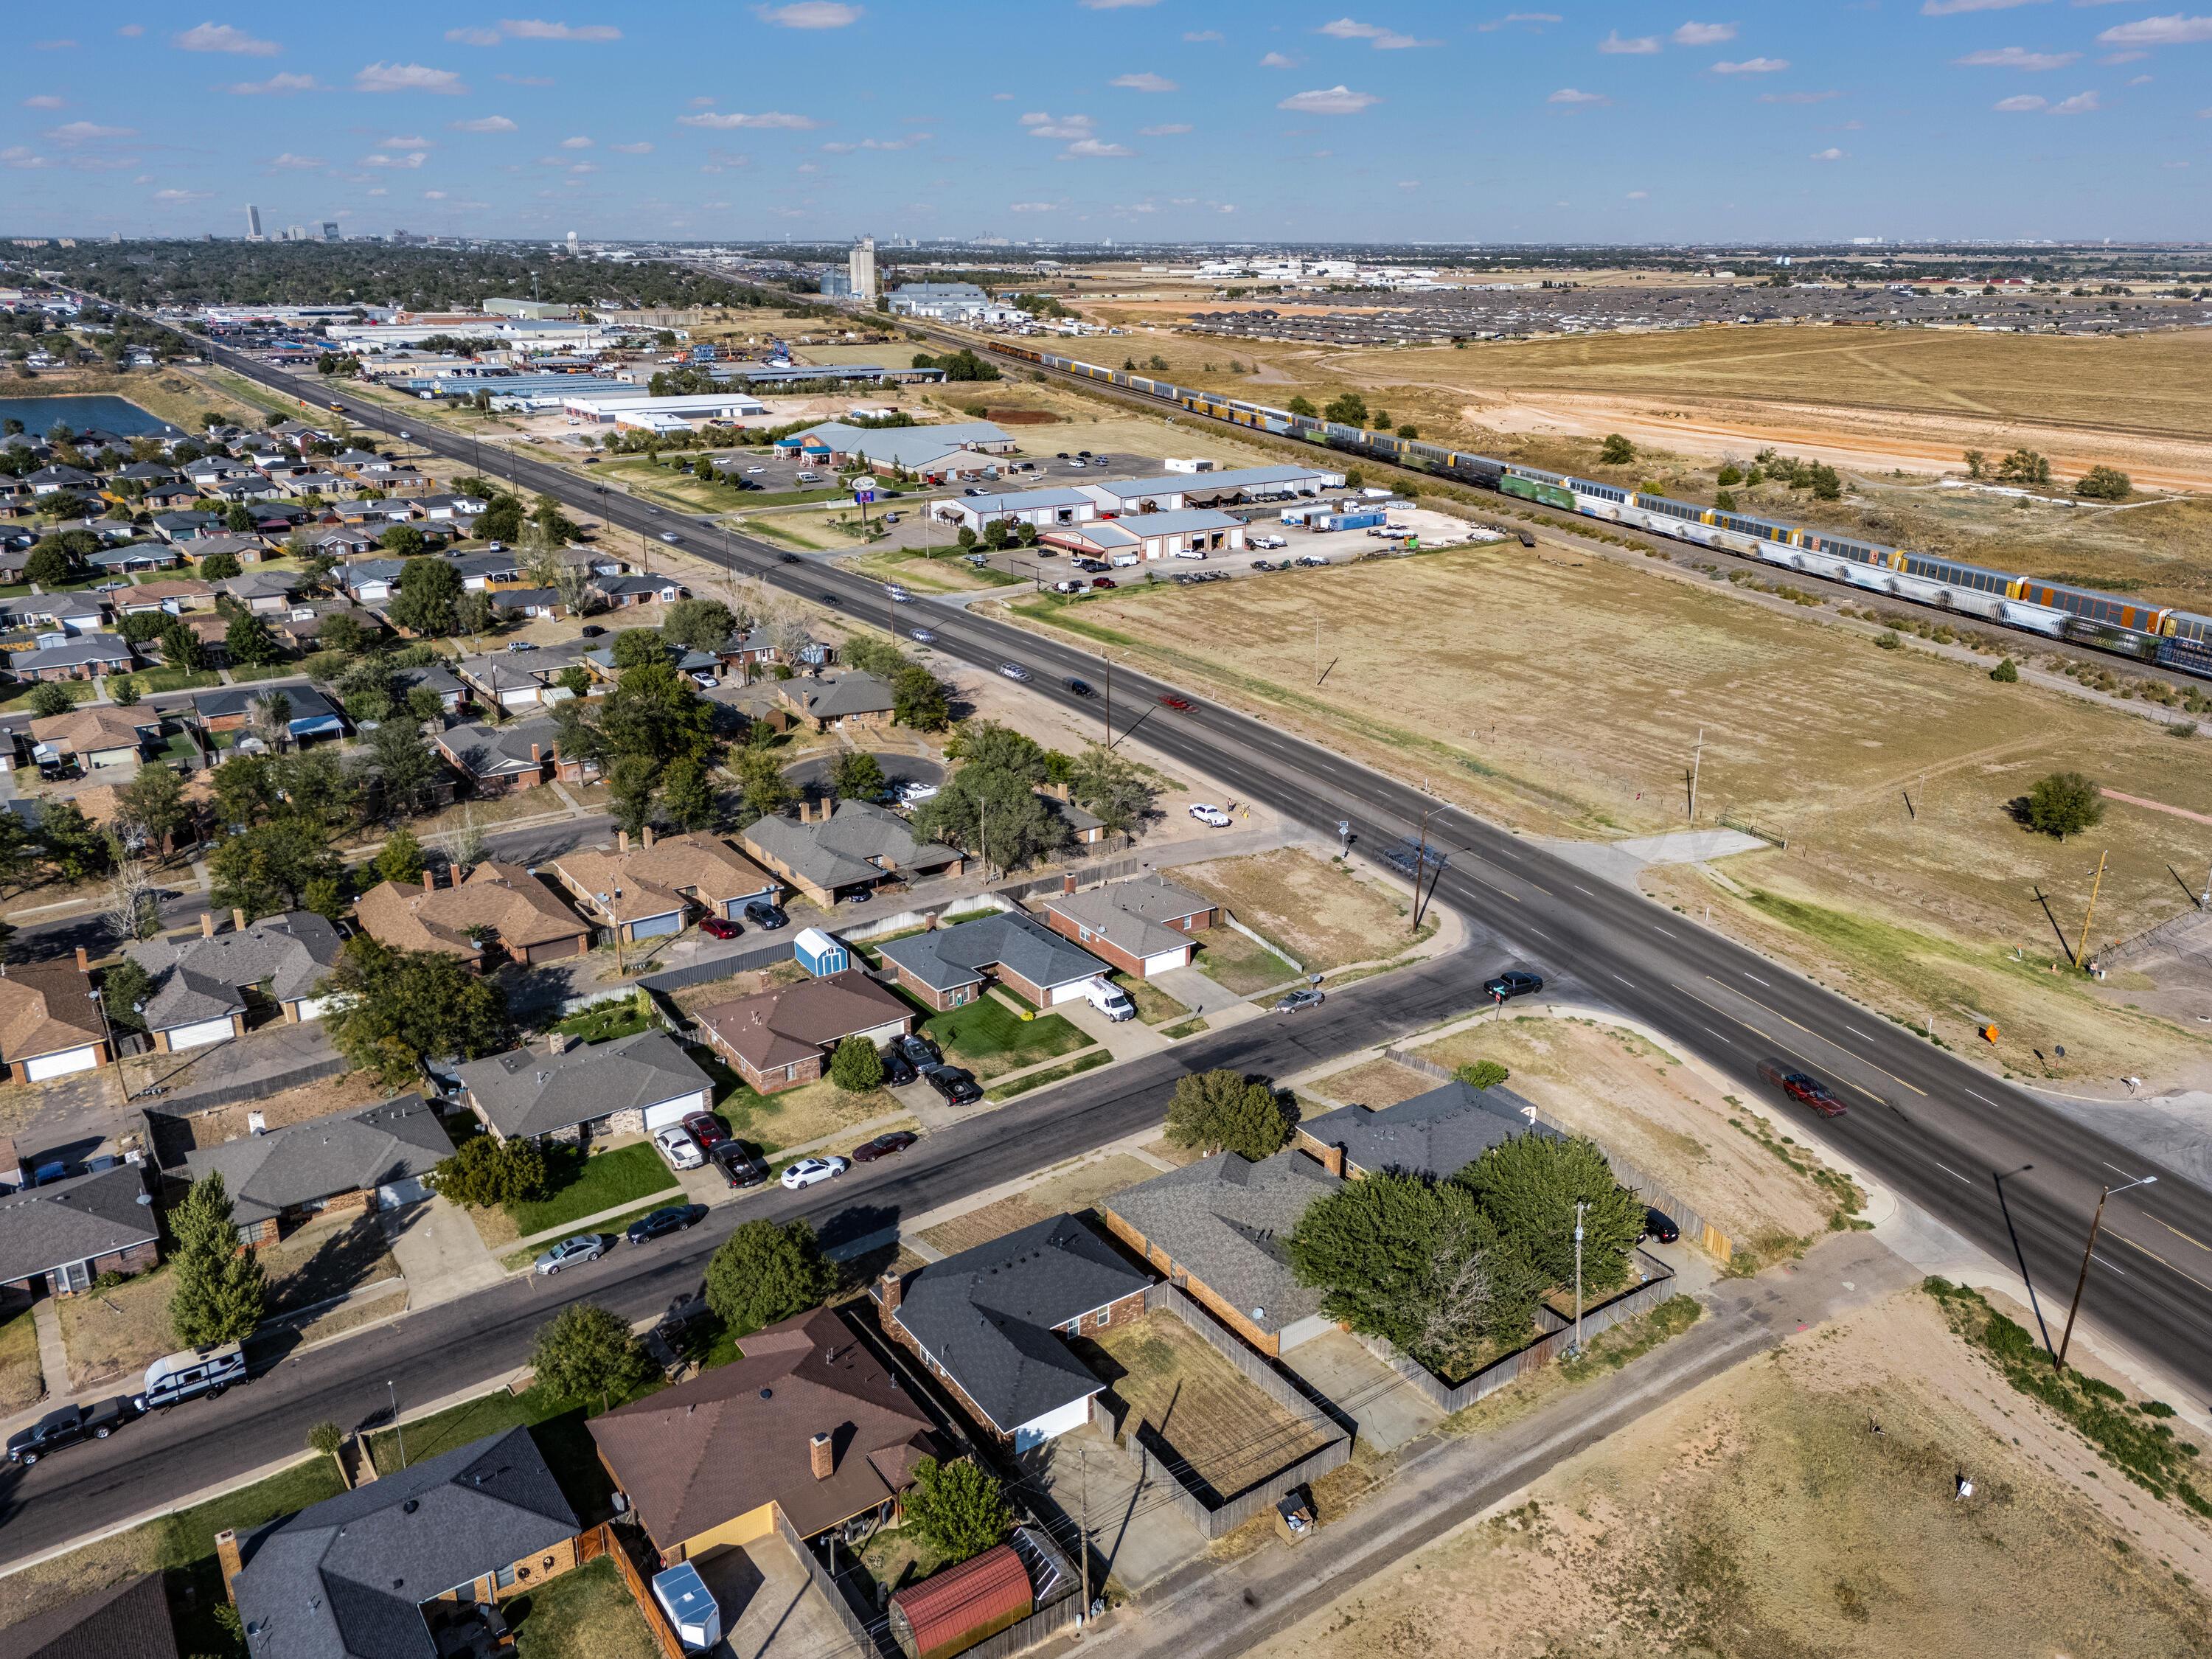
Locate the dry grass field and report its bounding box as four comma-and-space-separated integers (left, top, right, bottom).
1251, 1289, 2212, 1659
1178, 849, 1428, 973
1004, 543, 2212, 1087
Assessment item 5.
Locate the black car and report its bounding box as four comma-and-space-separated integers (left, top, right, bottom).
1640, 1208, 1680, 1245
900, 1032, 942, 1069
7, 1397, 140, 1465
744, 900, 790, 930
779, 552, 800, 564
1482, 970, 1545, 1003
1065, 677, 1093, 697
923, 1065, 982, 1105
852, 1130, 919, 1164
880, 1050, 918, 1088
579, 625, 605, 637
712, 1140, 770, 1189
625, 1204, 706, 1245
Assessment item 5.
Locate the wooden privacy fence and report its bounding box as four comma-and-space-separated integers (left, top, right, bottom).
585, 1521, 686, 1659
1381, 1046, 1735, 1263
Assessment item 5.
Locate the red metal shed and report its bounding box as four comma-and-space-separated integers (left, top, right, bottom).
886, 1543, 1034, 1659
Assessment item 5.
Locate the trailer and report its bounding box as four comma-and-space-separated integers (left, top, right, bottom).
1315, 509, 1385, 533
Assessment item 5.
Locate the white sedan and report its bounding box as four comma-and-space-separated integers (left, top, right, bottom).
1189, 804, 1233, 828
780, 1155, 850, 1191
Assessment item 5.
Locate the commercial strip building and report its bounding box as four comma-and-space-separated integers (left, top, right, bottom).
1046, 507, 1245, 563
940, 487, 1099, 534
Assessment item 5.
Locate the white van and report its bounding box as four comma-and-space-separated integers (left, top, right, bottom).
1079, 976, 1137, 1023
141, 1343, 248, 1411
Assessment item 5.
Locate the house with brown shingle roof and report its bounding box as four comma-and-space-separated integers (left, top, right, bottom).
588, 1306, 944, 1565
547, 828, 779, 944
353, 863, 589, 970
692, 968, 915, 1093
0, 957, 111, 1083
114, 578, 216, 616
29, 704, 161, 771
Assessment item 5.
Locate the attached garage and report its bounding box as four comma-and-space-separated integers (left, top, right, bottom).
630, 911, 684, 941
23, 1043, 102, 1082
1277, 1312, 1337, 1352
1009, 1396, 1093, 1453
641, 1088, 712, 1133
1142, 945, 1193, 975
165, 1015, 239, 1052
292, 994, 341, 1023
378, 1175, 433, 1209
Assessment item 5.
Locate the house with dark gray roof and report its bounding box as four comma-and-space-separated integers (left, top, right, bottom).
9, 633, 135, 682
222, 1426, 582, 1659
1296, 1078, 1557, 1183
192, 683, 344, 745
5, 1571, 179, 1659
738, 798, 962, 908
432, 716, 597, 792
456, 1029, 714, 1144
777, 670, 895, 732
125, 911, 344, 1054
1040, 874, 1218, 978
874, 1213, 1151, 1450
877, 909, 1106, 1013
0, 1164, 159, 1306
180, 1094, 448, 1245
1102, 1151, 1341, 1357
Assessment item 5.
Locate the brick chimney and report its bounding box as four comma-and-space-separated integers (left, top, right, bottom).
1062, 874, 1076, 896
1318, 1141, 1346, 1179
618, 830, 630, 854
232, 908, 247, 934
547, 1032, 570, 1057
1053, 780, 1070, 802
810, 1432, 835, 1481
642, 826, 656, 849
530, 742, 541, 765
422, 869, 437, 893
875, 1268, 903, 1313
201, 911, 216, 938
215, 1528, 243, 1603
74, 945, 88, 973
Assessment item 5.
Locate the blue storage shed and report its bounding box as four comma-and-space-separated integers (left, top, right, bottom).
795, 926, 850, 978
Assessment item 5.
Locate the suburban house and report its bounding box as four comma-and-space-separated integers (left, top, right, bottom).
456, 1029, 714, 1143
29, 704, 160, 771
86, 543, 178, 577
114, 578, 215, 616
340, 557, 407, 604
875, 1214, 1152, 1450
123, 911, 347, 1053
215, 571, 300, 614
777, 671, 896, 733
548, 829, 779, 943
192, 684, 346, 746
1047, 508, 1245, 564
9, 633, 136, 682
1102, 1151, 1343, 1358
1042, 785, 1107, 848
0, 957, 111, 1082
182, 533, 270, 569
877, 911, 1107, 1013
178, 1094, 449, 1245
1297, 1078, 1557, 1182
389, 659, 467, 714
0, 1164, 159, 1304
1039, 874, 1218, 978
7, 1573, 179, 1659
433, 717, 598, 793
692, 969, 915, 1094
591, 573, 684, 608
220, 1427, 582, 1659
738, 798, 963, 908
354, 863, 591, 969
451, 656, 549, 712
588, 1306, 943, 1566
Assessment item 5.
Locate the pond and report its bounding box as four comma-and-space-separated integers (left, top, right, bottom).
0, 394, 183, 440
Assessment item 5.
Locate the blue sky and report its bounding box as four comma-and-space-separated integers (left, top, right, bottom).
4, 4, 2208, 245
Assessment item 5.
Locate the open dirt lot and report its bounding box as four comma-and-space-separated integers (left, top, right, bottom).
1003, 541, 2212, 1089
1178, 848, 1427, 974
1252, 1289, 2212, 1659
1082, 1312, 1331, 1502
917, 1154, 1161, 1256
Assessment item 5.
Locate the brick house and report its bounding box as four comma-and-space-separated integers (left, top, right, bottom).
692, 969, 915, 1094
456, 1029, 714, 1144
548, 828, 779, 944
738, 798, 963, 908
353, 863, 590, 970
877, 910, 1107, 1013
776, 671, 896, 734
0, 1164, 159, 1304
125, 910, 346, 1053
178, 1093, 449, 1247
0, 956, 112, 1082
434, 717, 597, 793
1038, 874, 1218, 978
1296, 1078, 1559, 1182
8, 633, 136, 682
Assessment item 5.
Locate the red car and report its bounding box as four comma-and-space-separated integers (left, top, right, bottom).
851, 1130, 919, 1164
1091, 577, 1117, 590
698, 915, 741, 940
1158, 695, 1194, 712
1781, 1072, 1847, 1117
682, 1111, 731, 1152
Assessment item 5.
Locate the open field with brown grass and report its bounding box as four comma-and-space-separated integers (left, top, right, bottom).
1178, 848, 1428, 975
999, 543, 2212, 1089
1253, 1287, 2212, 1659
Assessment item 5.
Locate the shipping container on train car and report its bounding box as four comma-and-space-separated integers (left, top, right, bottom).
2062, 616, 2165, 662
1501, 474, 1576, 512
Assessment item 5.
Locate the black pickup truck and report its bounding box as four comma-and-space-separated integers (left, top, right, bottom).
7, 1396, 142, 1465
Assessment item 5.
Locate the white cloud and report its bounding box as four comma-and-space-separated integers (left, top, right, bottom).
1183, 30, 1224, 43
267, 152, 325, 168
424, 189, 448, 199
1079, 0, 1164, 7
1599, 31, 1660, 53
447, 27, 501, 44
1548, 86, 1610, 103
755, 1, 861, 25
1259, 51, 1298, 67
2128, 72, 2154, 83
1, 147, 52, 169
1626, 189, 1649, 198
1955, 46, 2078, 69
678, 109, 818, 128
451, 114, 518, 131
46, 120, 136, 141
1139, 122, 1192, 135
1277, 84, 1380, 113
610, 140, 653, 153
1994, 92, 2048, 108
821, 133, 928, 151
1478, 11, 1561, 29
1672, 21, 1737, 45
1063, 137, 1134, 156
1397, 178, 1419, 188
173, 22, 279, 55
361, 150, 430, 168
1318, 17, 1425, 49
2101, 49, 2149, 63
499, 72, 554, 85
356, 62, 470, 94
153, 187, 212, 201
1008, 201, 1058, 212
21, 95, 65, 109
1810, 145, 1847, 159
2049, 88, 2101, 113
1759, 88, 1837, 102
450, 18, 620, 42
1112, 72, 1178, 91
116, 22, 143, 35
224, 71, 320, 94
560, 134, 593, 147
1712, 56, 1788, 72
1022, 112, 1097, 139
379, 134, 432, 147
2098, 14, 2212, 45
1921, 0, 2048, 13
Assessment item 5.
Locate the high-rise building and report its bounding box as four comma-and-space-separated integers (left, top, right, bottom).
286, 225, 307, 243
245, 204, 263, 242
320, 221, 340, 243
849, 235, 878, 302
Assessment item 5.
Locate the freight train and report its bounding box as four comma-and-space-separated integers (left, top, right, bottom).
990, 342, 2212, 683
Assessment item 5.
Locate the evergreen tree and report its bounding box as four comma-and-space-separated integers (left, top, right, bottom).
167, 1172, 268, 1347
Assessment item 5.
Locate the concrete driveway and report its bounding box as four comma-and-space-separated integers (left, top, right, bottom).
380, 1194, 503, 1307
694, 1532, 856, 1659
1279, 1327, 1442, 1454
1018, 1422, 1204, 1593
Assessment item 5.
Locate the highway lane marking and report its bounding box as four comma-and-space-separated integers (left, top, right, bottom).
1611, 973, 1635, 987
1702, 1026, 1733, 1043
2151, 1217, 2212, 1258
1652, 925, 1675, 938
1933, 1161, 1974, 1185
2112, 1232, 2212, 1294
1700, 975, 1927, 1098
1573, 883, 1596, 896
1741, 970, 1767, 985
1965, 1088, 1998, 1106
1846, 1026, 1872, 1041
2091, 1252, 2126, 1276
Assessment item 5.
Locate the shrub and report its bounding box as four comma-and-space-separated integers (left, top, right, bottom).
2076, 465, 2132, 501
434, 1134, 546, 1208
1598, 434, 1634, 466
2020, 771, 2105, 839
902, 1456, 1013, 1565
1990, 657, 2020, 683
704, 1218, 836, 1334
829, 1034, 885, 1093
1164, 1068, 1291, 1159
1454, 1060, 1510, 1091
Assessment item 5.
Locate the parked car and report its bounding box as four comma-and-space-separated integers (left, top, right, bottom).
1517, 528, 1537, 548
781, 1155, 849, 1190
712, 1140, 769, 1189
1077, 450, 1093, 459
690, 671, 720, 689
1158, 695, 1194, 712
744, 900, 790, 930
852, 1130, 919, 1164
1640, 1208, 1681, 1245
1296, 554, 1329, 568
999, 662, 1031, 681
580, 625, 606, 636
505, 640, 537, 653
898, 780, 940, 805
626, 1205, 706, 1246
1052, 579, 1085, 595
1481, 970, 1544, 1004
923, 1065, 983, 1105
535, 1234, 605, 1275
1251, 534, 1287, 550
1189, 804, 1232, 827
900, 1032, 942, 1068
1274, 987, 1326, 1014
1251, 559, 1276, 572
880, 1049, 918, 1087
1091, 577, 1117, 590
1071, 557, 1107, 573
681, 1111, 730, 1152
7, 1397, 142, 1466
653, 1126, 704, 1171
699, 914, 742, 941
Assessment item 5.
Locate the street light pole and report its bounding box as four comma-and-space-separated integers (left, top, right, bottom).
1568, 1200, 1588, 1359
2056, 1174, 2156, 1372
388, 1379, 407, 1470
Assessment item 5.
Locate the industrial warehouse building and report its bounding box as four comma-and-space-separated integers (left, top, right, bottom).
1076, 462, 1346, 515
1047, 507, 1245, 563
942, 487, 1099, 533
560, 390, 768, 429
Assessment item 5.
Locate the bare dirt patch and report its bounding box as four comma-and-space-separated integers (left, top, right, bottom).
1178, 849, 1425, 973
1253, 1290, 2212, 1659
0, 1308, 44, 1414
150, 1068, 390, 1163
921, 1194, 1050, 1256
1304, 1057, 1436, 1110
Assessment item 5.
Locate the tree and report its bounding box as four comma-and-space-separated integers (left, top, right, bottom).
1996, 448, 2052, 488
198, 549, 243, 580
209, 821, 344, 920
38, 799, 111, 883
1454, 1060, 1510, 1091
161, 617, 209, 671
911, 765, 1064, 875
529, 1302, 652, 1413
2020, 770, 2104, 839
1990, 657, 2020, 684
606, 753, 661, 837
1286, 395, 1317, 418
389, 555, 460, 636
660, 754, 716, 830
945, 720, 1049, 782
902, 1457, 1013, 1565
1068, 746, 1152, 836
703, 1218, 837, 1334
557, 664, 593, 698
829, 1034, 886, 1093
108, 673, 139, 707
1809, 462, 1843, 501
115, 762, 189, 856
2076, 465, 2132, 501
105, 841, 160, 942
1164, 1069, 1291, 1159
307, 1420, 345, 1470
611, 627, 670, 670
734, 746, 796, 824
891, 664, 950, 732
319, 937, 511, 1087
372, 826, 426, 886
317, 610, 369, 657
832, 750, 886, 801
1963, 449, 1988, 481
1598, 434, 1635, 466
167, 1172, 267, 1348
436, 1133, 547, 1208
99, 957, 156, 1033
24, 541, 70, 586
380, 522, 426, 557
366, 719, 442, 819
663, 597, 736, 655
27, 681, 74, 719
478, 495, 524, 545
1458, 1133, 1644, 1295
1323, 392, 1367, 426
224, 502, 254, 533
225, 611, 284, 667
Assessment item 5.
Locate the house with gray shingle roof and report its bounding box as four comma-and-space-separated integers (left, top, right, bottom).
737, 798, 961, 907
877, 908, 1106, 1013
778, 670, 895, 733
0, 1164, 159, 1306
456, 1029, 714, 1144
1296, 1078, 1558, 1183
9, 632, 135, 682
180, 1093, 448, 1245
1040, 874, 1217, 977
124, 911, 345, 1054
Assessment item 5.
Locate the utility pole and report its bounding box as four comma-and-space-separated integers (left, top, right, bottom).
388, 1380, 407, 1470
1568, 1200, 1588, 1359
2056, 1175, 2155, 1372
1077, 1442, 1091, 1633
2076, 849, 2108, 968
1688, 726, 1705, 824
1103, 655, 1113, 749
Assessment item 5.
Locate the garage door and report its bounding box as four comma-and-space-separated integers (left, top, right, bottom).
168, 1016, 237, 1051
631, 911, 683, 940
642, 1090, 710, 1132
1142, 947, 1191, 976
1046, 981, 1088, 1006
23, 1044, 100, 1082
378, 1177, 432, 1210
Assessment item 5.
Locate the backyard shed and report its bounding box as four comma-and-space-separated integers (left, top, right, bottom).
793, 927, 849, 978
888, 1543, 1034, 1659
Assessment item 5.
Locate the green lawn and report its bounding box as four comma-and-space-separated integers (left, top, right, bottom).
0, 679, 97, 713
225, 659, 302, 683
134, 666, 223, 694
554, 1000, 658, 1045
1112, 970, 1189, 1026
364, 1386, 639, 1525
917, 993, 1092, 1082
505, 1142, 676, 1239
990, 1049, 1111, 1099
499, 1198, 694, 1273
510, 1557, 662, 1659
